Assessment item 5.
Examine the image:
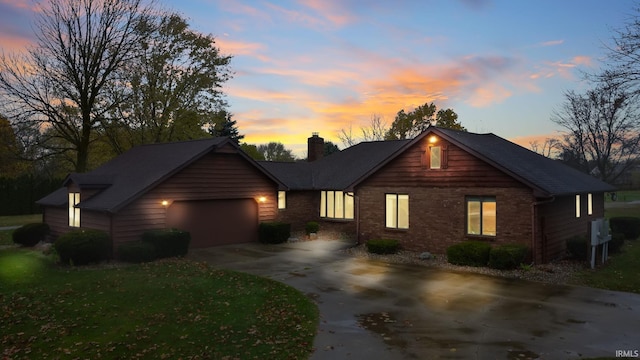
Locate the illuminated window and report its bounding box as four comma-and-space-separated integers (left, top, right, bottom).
278, 191, 286, 209
430, 146, 441, 169
587, 193, 593, 215
320, 191, 354, 220
575, 194, 581, 218
386, 194, 409, 229
68, 192, 80, 227
466, 197, 496, 236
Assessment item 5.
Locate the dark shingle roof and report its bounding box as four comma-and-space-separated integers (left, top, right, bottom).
432, 127, 615, 196
259, 139, 410, 190
37, 137, 281, 212
260, 127, 614, 197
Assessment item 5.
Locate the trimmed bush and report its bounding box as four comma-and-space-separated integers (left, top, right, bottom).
488, 244, 529, 270
366, 239, 400, 254
55, 229, 111, 266
12, 223, 50, 247
566, 235, 589, 261
610, 217, 640, 240
142, 229, 190, 259
446, 241, 491, 267
117, 242, 156, 263
305, 221, 320, 235
258, 222, 291, 244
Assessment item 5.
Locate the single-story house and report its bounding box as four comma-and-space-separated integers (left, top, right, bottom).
37, 137, 284, 252
263, 127, 615, 263
38, 127, 615, 263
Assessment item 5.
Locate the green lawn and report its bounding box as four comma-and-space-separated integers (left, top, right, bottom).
0, 249, 319, 359
575, 201, 640, 294
606, 189, 640, 203
0, 214, 42, 227
573, 241, 640, 294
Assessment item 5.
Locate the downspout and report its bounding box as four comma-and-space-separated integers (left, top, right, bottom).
531, 196, 555, 264
355, 194, 361, 246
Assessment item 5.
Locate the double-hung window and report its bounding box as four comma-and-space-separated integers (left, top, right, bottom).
68, 192, 80, 227
320, 191, 354, 219
466, 197, 496, 236
386, 194, 409, 229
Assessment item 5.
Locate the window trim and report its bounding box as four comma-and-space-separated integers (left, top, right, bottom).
320, 190, 354, 220
385, 193, 409, 230
278, 191, 286, 210
465, 196, 496, 237
68, 192, 80, 228
429, 145, 441, 169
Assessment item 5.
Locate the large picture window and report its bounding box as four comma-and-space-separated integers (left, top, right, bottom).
320, 191, 354, 219
68, 192, 80, 227
386, 194, 409, 229
466, 197, 495, 236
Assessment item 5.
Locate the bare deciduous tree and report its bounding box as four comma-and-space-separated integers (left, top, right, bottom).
338, 114, 388, 148
529, 138, 560, 158
551, 81, 640, 183
0, 0, 153, 172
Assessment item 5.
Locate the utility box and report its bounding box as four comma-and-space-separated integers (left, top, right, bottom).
590, 218, 611, 269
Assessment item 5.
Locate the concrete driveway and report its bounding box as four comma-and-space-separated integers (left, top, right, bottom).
188, 239, 640, 360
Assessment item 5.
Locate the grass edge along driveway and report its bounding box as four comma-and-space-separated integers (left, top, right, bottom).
0, 249, 319, 360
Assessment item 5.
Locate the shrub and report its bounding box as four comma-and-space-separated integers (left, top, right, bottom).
258, 222, 291, 244
566, 235, 589, 261
488, 244, 529, 270
12, 223, 50, 247
446, 241, 491, 267
305, 221, 320, 235
142, 229, 190, 259
610, 217, 640, 240
366, 239, 400, 254
55, 229, 111, 266
117, 242, 156, 263
608, 232, 625, 254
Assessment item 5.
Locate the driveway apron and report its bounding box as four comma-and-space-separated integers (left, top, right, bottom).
189, 240, 640, 360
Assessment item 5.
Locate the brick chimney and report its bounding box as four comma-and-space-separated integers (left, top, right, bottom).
307, 132, 324, 162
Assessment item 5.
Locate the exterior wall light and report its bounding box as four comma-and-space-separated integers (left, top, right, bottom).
429, 135, 438, 144
258, 196, 267, 203
161, 200, 169, 207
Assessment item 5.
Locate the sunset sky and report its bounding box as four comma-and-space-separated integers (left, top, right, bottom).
0, 0, 635, 156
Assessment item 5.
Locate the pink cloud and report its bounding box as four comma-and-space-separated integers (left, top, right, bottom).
216, 38, 266, 57
539, 39, 564, 47
297, 0, 356, 27
466, 84, 512, 107
264, 2, 324, 28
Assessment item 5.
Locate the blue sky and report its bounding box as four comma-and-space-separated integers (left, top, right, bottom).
0, 0, 635, 156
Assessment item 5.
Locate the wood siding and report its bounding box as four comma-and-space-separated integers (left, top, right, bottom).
536, 193, 605, 262
43, 206, 68, 240
365, 137, 524, 188
111, 152, 278, 245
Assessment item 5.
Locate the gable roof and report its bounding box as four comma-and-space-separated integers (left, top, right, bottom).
420, 127, 615, 196
37, 137, 283, 213
261, 127, 614, 197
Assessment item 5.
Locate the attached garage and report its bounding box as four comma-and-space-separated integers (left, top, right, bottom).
37, 138, 284, 252
167, 199, 259, 247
